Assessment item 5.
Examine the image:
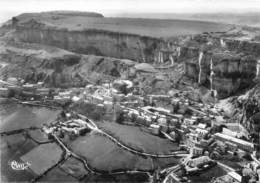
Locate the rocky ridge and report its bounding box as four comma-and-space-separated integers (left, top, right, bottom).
0, 12, 260, 98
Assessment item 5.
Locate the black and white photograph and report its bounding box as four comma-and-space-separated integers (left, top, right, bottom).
0, 0, 260, 182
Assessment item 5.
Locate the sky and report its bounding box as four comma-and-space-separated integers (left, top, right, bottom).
0, 0, 260, 23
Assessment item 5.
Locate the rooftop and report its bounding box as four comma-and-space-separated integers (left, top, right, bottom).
214, 133, 254, 148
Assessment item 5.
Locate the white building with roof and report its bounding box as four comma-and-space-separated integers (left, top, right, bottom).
214, 133, 254, 152
227, 171, 241, 183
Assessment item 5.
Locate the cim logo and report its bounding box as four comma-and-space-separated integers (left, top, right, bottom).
9, 160, 31, 170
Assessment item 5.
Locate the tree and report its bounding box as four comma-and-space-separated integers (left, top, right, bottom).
116, 111, 125, 124
7, 89, 15, 98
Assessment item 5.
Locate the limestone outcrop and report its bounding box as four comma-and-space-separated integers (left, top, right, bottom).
184, 50, 257, 98
1, 14, 260, 98
0, 42, 136, 88
13, 19, 163, 63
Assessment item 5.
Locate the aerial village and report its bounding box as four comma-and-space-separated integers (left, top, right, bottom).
0, 60, 260, 183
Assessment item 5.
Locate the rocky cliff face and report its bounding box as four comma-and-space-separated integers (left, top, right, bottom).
184, 49, 257, 98
224, 38, 260, 58
191, 32, 260, 58
0, 42, 177, 95
2, 17, 260, 98
174, 32, 260, 98
0, 42, 136, 88
212, 53, 256, 97
13, 19, 163, 63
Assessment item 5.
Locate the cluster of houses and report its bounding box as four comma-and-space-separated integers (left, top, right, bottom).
1, 77, 260, 182
214, 162, 260, 183
181, 117, 260, 182
42, 118, 91, 140
0, 77, 52, 100
41, 81, 260, 182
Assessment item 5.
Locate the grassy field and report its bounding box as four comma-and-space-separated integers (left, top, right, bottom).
14, 12, 232, 37
21, 143, 63, 175
39, 166, 78, 182
68, 132, 180, 172
97, 121, 180, 154
28, 129, 50, 142
0, 103, 61, 181
82, 172, 150, 182
60, 157, 88, 178
68, 133, 153, 172
0, 103, 60, 132
1, 134, 38, 182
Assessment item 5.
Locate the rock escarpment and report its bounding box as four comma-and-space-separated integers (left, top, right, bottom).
224, 38, 260, 58
178, 33, 259, 98
211, 53, 256, 97
1, 14, 260, 98
0, 42, 136, 88
13, 19, 163, 63
184, 50, 257, 98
